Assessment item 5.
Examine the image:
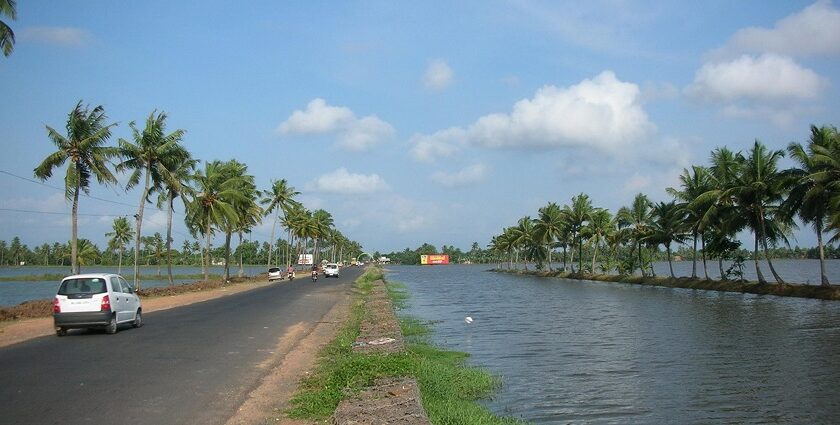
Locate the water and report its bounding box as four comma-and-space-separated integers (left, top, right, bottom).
0, 265, 269, 307
387, 264, 840, 424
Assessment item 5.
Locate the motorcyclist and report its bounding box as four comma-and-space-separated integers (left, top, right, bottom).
286, 264, 295, 279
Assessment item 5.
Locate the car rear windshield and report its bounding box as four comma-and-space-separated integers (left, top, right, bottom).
268, 267, 281, 273
58, 278, 107, 295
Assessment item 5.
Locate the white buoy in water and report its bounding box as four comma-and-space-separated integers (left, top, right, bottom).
464, 316, 473, 324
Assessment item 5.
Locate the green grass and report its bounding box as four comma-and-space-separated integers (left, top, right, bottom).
0, 273, 222, 282
286, 266, 523, 424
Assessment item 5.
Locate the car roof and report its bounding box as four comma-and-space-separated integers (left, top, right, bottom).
62, 273, 120, 280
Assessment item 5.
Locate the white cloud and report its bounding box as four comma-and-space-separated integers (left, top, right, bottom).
430, 163, 489, 187
469, 71, 654, 152
623, 173, 651, 192
409, 128, 466, 162
713, 0, 840, 59
422, 59, 454, 90
277, 98, 395, 151
308, 168, 389, 194
685, 54, 827, 103
19, 26, 93, 47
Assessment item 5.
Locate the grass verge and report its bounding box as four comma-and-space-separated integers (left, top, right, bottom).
286, 267, 523, 424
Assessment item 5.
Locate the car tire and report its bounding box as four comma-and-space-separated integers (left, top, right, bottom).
105, 315, 118, 334
132, 310, 143, 328
56, 327, 67, 337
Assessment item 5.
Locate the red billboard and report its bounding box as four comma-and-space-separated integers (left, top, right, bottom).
420, 254, 450, 265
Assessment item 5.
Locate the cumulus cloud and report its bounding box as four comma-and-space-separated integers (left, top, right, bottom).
308, 168, 389, 194
685, 54, 826, 103
712, 0, 840, 59
19, 26, 93, 47
411, 71, 654, 161
422, 59, 454, 90
430, 163, 489, 187
277, 98, 394, 151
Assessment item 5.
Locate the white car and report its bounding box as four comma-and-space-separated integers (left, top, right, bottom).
268, 267, 282, 282
52, 273, 143, 336
324, 263, 340, 278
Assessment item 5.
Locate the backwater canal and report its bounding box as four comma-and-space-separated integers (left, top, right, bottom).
386, 264, 840, 424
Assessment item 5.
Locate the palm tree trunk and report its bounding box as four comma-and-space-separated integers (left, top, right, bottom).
638, 242, 645, 277
691, 231, 698, 278
223, 231, 232, 283
133, 170, 151, 291
701, 236, 709, 279
204, 225, 211, 282
546, 244, 553, 272
578, 237, 583, 273
758, 210, 785, 285
754, 235, 767, 284
238, 232, 245, 278
591, 243, 599, 273
667, 244, 675, 278
267, 208, 278, 269
118, 247, 123, 274
719, 258, 726, 280
817, 224, 830, 285
166, 195, 175, 286
71, 178, 80, 275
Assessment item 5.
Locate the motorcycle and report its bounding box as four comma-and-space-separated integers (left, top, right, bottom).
311, 270, 318, 282
287, 270, 295, 281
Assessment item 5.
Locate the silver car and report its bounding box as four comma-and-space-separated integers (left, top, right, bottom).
53, 273, 143, 336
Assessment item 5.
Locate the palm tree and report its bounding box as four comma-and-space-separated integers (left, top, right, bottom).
585, 208, 612, 273
667, 165, 713, 278
152, 153, 196, 285
34, 101, 119, 275
75, 239, 99, 268
106, 216, 134, 274
185, 160, 247, 282
117, 110, 187, 289
786, 125, 839, 286
617, 194, 654, 276
0, 0, 16, 57
564, 194, 594, 273
649, 201, 689, 278
260, 179, 300, 269
221, 161, 260, 282
311, 209, 334, 263
533, 202, 563, 271
725, 141, 790, 284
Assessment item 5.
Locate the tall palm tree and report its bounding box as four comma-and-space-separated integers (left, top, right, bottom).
34, 101, 119, 275
786, 125, 839, 286
117, 110, 187, 289
649, 201, 689, 278
260, 179, 300, 269
105, 216, 134, 274
0, 0, 16, 57
667, 165, 713, 278
617, 194, 654, 276
185, 160, 247, 282
311, 209, 334, 263
564, 194, 594, 273
152, 154, 197, 285
585, 208, 612, 273
533, 202, 563, 271
725, 141, 790, 284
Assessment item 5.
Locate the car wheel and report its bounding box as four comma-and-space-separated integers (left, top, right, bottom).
105, 315, 118, 334
132, 310, 143, 328
56, 327, 67, 337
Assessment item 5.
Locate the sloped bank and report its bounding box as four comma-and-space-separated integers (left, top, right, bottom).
285, 266, 523, 424
493, 268, 840, 301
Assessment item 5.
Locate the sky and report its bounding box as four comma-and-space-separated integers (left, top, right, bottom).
2, 1, 840, 255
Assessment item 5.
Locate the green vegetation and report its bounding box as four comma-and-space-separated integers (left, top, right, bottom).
286, 267, 522, 424
0, 273, 221, 282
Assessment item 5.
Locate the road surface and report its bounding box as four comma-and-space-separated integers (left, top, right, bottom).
0, 267, 362, 425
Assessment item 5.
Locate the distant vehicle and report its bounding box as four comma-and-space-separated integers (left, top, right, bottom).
268, 267, 282, 282
53, 273, 142, 336
324, 263, 339, 278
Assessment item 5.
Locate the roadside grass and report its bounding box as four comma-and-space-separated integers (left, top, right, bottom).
286, 267, 524, 424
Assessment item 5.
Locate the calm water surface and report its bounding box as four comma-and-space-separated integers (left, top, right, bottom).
387, 264, 840, 424
0, 265, 268, 306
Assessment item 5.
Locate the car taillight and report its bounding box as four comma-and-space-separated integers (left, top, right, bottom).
100, 295, 111, 312
53, 297, 61, 313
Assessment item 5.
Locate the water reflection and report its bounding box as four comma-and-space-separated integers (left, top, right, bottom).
388, 265, 840, 424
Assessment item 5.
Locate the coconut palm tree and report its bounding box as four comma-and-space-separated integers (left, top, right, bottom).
117, 110, 187, 289
649, 201, 689, 278
34, 101, 119, 275
185, 160, 247, 282
786, 125, 839, 286
617, 194, 654, 276
105, 216, 134, 274
585, 208, 613, 273
151, 153, 197, 285
725, 141, 791, 284
564, 194, 594, 273
311, 209, 334, 263
260, 179, 300, 269
0, 0, 16, 57
75, 238, 99, 268
533, 202, 563, 271
667, 165, 713, 278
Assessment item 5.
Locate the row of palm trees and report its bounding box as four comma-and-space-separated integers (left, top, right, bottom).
490, 125, 840, 286
35, 101, 362, 289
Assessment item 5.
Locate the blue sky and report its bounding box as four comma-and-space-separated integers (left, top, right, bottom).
2, 0, 839, 254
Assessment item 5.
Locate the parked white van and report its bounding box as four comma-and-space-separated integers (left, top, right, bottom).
53, 273, 143, 336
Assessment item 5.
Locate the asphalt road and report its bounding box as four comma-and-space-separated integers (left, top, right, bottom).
0, 267, 362, 425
